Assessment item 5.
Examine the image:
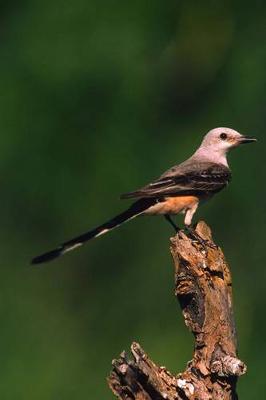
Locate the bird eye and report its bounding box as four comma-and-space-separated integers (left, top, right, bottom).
220, 133, 227, 140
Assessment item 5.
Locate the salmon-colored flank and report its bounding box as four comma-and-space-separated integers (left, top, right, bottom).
144, 195, 199, 215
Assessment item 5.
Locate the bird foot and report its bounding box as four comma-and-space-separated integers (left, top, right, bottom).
185, 227, 217, 250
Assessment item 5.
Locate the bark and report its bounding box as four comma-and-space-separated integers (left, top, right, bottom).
108, 221, 246, 400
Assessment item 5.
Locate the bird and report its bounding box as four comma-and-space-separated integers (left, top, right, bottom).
32, 127, 256, 264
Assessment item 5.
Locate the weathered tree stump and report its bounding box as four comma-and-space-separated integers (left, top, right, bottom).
108, 221, 246, 400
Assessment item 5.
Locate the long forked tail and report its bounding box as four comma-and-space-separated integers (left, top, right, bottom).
31, 198, 156, 265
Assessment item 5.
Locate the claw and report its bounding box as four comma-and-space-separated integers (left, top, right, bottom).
185, 226, 217, 250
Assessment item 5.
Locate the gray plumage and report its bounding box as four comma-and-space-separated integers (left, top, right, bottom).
120, 161, 231, 199
32, 127, 256, 264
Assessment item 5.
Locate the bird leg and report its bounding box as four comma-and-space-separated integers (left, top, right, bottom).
164, 215, 180, 233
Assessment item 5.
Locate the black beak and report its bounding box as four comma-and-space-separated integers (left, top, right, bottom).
238, 135, 257, 144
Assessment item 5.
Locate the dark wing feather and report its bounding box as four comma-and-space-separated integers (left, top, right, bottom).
121, 163, 231, 199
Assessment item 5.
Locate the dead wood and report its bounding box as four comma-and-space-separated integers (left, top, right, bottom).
108, 221, 246, 400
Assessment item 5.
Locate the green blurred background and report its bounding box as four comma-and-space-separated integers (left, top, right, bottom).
1, 0, 265, 398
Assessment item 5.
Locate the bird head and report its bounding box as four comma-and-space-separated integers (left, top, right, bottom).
200, 127, 257, 153
193, 127, 257, 166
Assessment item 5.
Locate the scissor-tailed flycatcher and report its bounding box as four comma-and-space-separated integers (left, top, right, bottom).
32, 127, 256, 264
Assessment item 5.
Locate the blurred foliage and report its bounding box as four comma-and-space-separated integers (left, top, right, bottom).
1, 0, 266, 398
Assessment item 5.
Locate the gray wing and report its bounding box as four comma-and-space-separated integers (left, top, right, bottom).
121, 161, 231, 199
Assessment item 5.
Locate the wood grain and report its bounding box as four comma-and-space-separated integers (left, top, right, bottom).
108, 221, 246, 400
